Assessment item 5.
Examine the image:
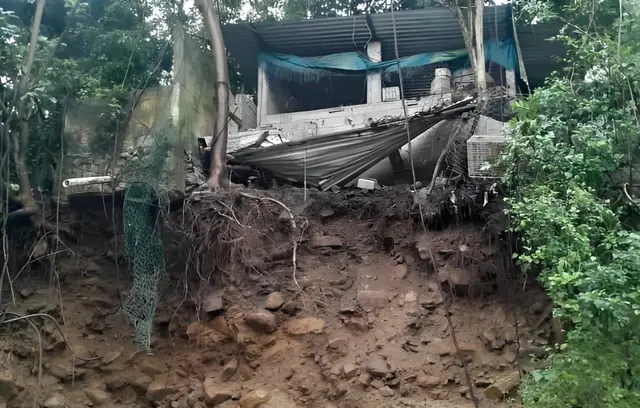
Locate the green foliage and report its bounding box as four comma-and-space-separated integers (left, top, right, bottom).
504, 0, 640, 406
0, 0, 173, 192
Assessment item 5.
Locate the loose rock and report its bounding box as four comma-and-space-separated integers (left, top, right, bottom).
146, 374, 180, 401
0, 371, 16, 400
365, 356, 390, 378
484, 371, 521, 400
286, 317, 325, 335
264, 292, 285, 310
19, 288, 34, 299
203, 292, 224, 313
370, 379, 384, 389
358, 373, 372, 387
427, 338, 451, 356
127, 371, 152, 394
379, 386, 395, 397
43, 394, 65, 408
343, 364, 359, 379
102, 348, 123, 365
519, 345, 548, 359
239, 389, 270, 408
356, 291, 388, 309
504, 350, 517, 363
138, 356, 168, 376
84, 389, 110, 406
221, 358, 238, 381
395, 264, 409, 280
417, 375, 440, 388
404, 291, 418, 303
338, 298, 357, 314
329, 383, 349, 400
245, 310, 278, 334
203, 378, 233, 405
481, 329, 497, 345
48, 363, 88, 382
327, 337, 348, 352
281, 300, 298, 315
310, 235, 343, 248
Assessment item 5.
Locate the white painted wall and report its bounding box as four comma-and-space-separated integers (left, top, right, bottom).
261, 93, 452, 141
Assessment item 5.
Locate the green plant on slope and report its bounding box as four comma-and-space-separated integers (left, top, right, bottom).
504, 1, 640, 406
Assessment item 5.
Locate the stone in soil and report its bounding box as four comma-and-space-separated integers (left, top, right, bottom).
146, 374, 181, 402
358, 373, 372, 387
343, 364, 359, 379
0, 371, 16, 400
102, 348, 123, 365
221, 358, 238, 381
395, 264, 409, 280
203, 291, 224, 313
203, 378, 233, 405
356, 291, 389, 309
264, 292, 285, 310
239, 389, 270, 408
481, 328, 497, 345
327, 337, 348, 354
138, 356, 168, 376
309, 235, 343, 248
426, 338, 451, 356
329, 383, 349, 400
43, 393, 65, 408
365, 356, 390, 378
127, 371, 152, 394
504, 350, 517, 363
379, 386, 395, 397
84, 388, 110, 406
404, 291, 418, 303
281, 300, 298, 315
338, 298, 357, 314
519, 344, 548, 359
19, 288, 34, 298
48, 363, 88, 382
484, 371, 521, 400
285, 317, 325, 335
417, 375, 440, 388
245, 310, 278, 334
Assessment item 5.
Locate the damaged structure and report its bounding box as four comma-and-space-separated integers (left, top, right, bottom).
212, 4, 562, 190
56, 4, 562, 197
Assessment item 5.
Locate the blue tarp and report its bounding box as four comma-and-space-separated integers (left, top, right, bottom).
259, 38, 518, 83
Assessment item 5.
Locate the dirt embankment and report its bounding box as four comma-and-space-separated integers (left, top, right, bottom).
0, 187, 555, 408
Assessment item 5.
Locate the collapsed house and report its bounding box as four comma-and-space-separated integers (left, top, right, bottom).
56, 4, 562, 199
212, 4, 562, 189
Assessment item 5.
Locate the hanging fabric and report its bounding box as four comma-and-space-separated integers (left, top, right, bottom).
259, 38, 519, 83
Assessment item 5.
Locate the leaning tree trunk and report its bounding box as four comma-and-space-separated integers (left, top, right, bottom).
195, 0, 230, 189
13, 0, 46, 212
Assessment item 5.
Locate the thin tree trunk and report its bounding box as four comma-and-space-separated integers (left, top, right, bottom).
473, 0, 486, 93
443, 3, 477, 82
196, 0, 230, 189
13, 0, 46, 211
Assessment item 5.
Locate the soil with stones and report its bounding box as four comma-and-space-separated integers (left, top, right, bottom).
0, 188, 556, 408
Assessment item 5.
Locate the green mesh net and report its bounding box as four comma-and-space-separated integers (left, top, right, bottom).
123, 184, 168, 350
121, 129, 171, 350
118, 23, 215, 349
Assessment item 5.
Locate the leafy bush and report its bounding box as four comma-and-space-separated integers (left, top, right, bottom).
504, 2, 640, 406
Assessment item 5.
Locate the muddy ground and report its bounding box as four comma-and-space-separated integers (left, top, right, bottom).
0, 186, 555, 408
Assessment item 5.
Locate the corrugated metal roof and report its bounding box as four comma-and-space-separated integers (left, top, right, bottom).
515, 23, 565, 88
222, 5, 564, 90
